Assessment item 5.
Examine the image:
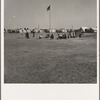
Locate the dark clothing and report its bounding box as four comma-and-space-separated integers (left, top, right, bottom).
33, 32, 35, 37
26, 32, 30, 39
50, 34, 54, 39
79, 32, 82, 38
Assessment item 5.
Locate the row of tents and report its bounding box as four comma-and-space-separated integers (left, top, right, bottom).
4, 27, 97, 34
80, 27, 97, 33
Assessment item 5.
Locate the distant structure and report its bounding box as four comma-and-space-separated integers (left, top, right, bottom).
80, 27, 97, 33
91, 27, 97, 33
80, 27, 88, 33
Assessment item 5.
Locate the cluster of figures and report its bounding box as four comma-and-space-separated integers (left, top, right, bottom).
24, 30, 82, 39
4, 28, 82, 39
39, 34, 54, 39
39, 32, 82, 40
22, 28, 35, 39
24, 28, 30, 39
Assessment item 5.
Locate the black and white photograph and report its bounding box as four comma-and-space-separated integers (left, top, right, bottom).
4, 0, 97, 83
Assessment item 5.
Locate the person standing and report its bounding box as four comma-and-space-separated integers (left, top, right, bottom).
79, 32, 82, 38
23, 28, 26, 38
32, 30, 35, 37
50, 34, 54, 39
26, 28, 30, 39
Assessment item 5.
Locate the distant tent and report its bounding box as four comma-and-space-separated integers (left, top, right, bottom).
91, 28, 97, 33
34, 28, 39, 33
80, 27, 88, 33
58, 28, 67, 33
80, 27, 96, 33
50, 28, 56, 33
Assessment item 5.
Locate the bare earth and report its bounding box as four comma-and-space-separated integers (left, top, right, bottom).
4, 32, 97, 83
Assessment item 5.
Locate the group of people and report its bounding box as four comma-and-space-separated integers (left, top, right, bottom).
23, 30, 82, 40
4, 28, 82, 39
44, 31, 82, 40
44, 34, 54, 39
38, 32, 82, 40
39, 34, 54, 39
23, 28, 30, 39
22, 28, 35, 39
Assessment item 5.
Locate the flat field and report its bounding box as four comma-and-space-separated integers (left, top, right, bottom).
4, 32, 97, 83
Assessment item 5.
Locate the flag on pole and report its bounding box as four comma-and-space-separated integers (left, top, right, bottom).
47, 5, 50, 11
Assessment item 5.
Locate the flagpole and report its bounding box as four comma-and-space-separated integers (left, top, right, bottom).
50, 8, 51, 30
49, 6, 51, 32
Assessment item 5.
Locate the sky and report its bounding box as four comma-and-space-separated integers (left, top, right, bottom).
4, 0, 97, 29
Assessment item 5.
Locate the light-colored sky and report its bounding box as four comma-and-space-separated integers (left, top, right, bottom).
4, 0, 97, 29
